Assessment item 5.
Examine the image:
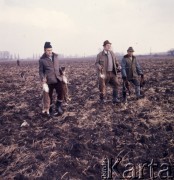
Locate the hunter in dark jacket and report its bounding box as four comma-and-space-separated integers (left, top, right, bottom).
121, 47, 144, 102
39, 42, 64, 115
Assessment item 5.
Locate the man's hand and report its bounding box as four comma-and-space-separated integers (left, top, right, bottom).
42, 78, 47, 85
117, 65, 121, 73
98, 65, 103, 71
122, 76, 127, 81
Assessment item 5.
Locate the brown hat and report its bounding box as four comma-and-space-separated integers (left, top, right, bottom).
103, 40, 112, 46
127, 47, 134, 52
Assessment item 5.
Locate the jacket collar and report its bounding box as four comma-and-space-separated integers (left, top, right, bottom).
124, 54, 135, 59
40, 52, 58, 60
102, 50, 112, 56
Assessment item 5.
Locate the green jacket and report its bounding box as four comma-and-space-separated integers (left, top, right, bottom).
121, 55, 143, 80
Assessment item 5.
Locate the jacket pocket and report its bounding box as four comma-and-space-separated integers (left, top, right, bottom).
99, 59, 105, 66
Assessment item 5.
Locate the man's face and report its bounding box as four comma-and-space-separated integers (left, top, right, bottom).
45, 48, 52, 57
104, 44, 111, 51
127, 51, 134, 56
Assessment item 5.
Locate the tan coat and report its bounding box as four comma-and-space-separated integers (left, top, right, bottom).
95, 50, 119, 78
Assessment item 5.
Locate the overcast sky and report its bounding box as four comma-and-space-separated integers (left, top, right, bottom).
0, 0, 174, 58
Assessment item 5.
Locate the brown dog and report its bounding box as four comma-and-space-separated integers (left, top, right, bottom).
59, 67, 70, 104
99, 68, 105, 79
140, 75, 145, 89
42, 83, 50, 115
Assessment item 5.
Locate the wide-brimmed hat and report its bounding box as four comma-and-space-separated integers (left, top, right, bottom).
127, 47, 134, 52
103, 40, 112, 46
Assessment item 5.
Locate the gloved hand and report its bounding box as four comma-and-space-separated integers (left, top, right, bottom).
141, 74, 144, 78
122, 76, 127, 81
42, 78, 47, 85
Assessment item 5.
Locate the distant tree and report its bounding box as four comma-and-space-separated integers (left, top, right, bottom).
17, 59, 20, 66
0, 51, 12, 60
168, 49, 174, 56
14, 54, 17, 60
98, 48, 102, 52
3, 51, 10, 59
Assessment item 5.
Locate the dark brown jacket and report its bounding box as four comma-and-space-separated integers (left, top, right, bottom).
39, 52, 61, 84
121, 54, 143, 80
95, 50, 119, 77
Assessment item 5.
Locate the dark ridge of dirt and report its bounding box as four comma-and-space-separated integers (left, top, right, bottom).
0, 58, 174, 179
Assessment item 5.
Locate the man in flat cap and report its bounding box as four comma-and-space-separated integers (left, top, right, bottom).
39, 42, 64, 115
95, 40, 120, 104
121, 47, 144, 102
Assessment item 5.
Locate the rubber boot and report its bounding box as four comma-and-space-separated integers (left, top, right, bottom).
99, 93, 106, 103
135, 86, 144, 99
55, 101, 63, 115
112, 89, 120, 104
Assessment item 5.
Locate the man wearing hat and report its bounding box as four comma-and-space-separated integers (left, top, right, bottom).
39, 42, 64, 115
95, 40, 120, 104
121, 47, 144, 102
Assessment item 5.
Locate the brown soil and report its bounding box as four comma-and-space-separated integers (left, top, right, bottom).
0, 58, 174, 179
